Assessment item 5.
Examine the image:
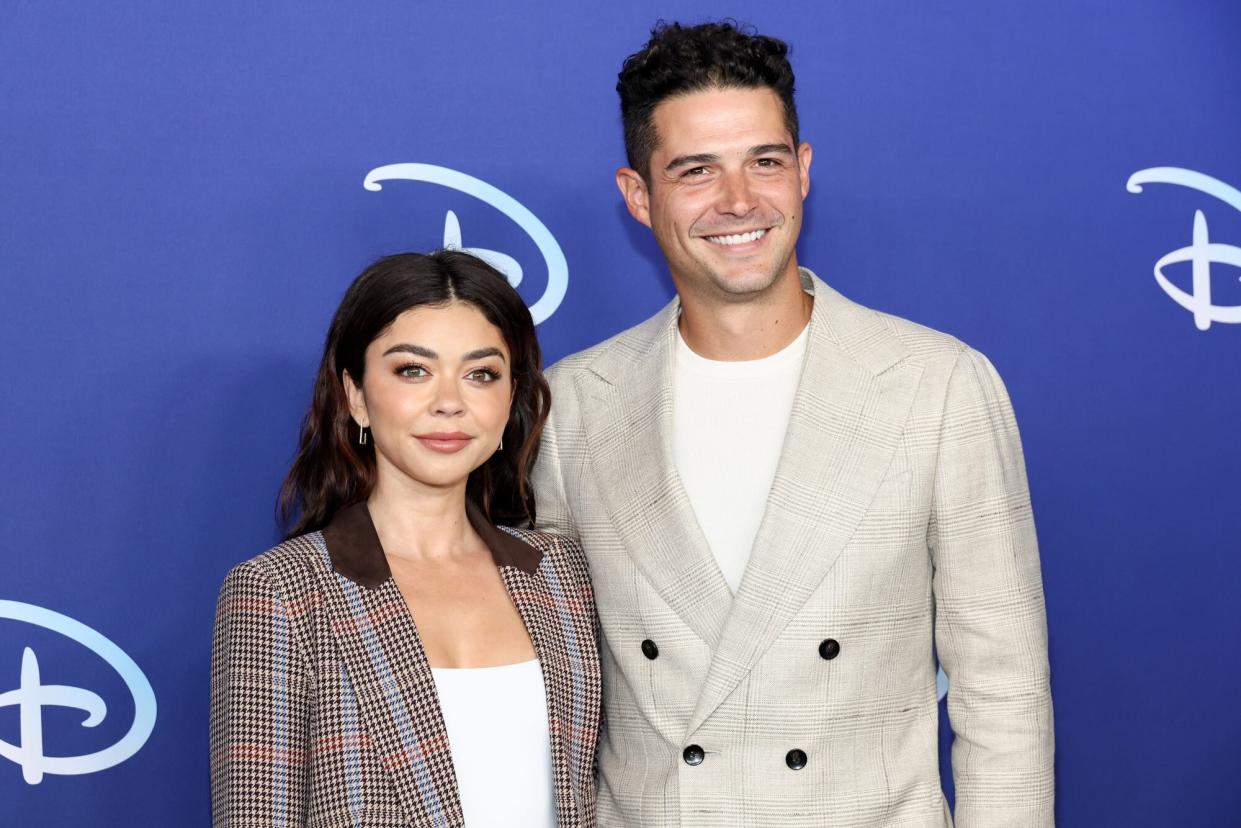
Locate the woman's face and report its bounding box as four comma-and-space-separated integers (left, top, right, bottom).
344, 302, 513, 496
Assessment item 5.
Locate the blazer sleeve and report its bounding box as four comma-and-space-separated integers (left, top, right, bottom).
210, 559, 312, 827
928, 348, 1055, 827
531, 366, 578, 537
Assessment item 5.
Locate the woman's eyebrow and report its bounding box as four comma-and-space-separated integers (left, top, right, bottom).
381, 343, 505, 362
382, 343, 436, 358
463, 347, 506, 362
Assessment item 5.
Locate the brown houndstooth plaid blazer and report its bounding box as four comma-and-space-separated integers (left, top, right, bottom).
210, 500, 601, 827
532, 269, 1054, 827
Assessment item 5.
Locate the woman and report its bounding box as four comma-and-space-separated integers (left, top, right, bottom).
210, 251, 599, 827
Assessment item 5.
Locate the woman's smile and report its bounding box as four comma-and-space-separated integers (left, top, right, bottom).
415, 431, 475, 453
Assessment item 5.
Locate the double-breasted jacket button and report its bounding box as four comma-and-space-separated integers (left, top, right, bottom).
818, 638, 841, 660
683, 744, 705, 766
785, 749, 808, 770
641, 639, 659, 660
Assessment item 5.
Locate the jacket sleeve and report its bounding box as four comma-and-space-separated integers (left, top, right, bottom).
928, 348, 1055, 826
210, 560, 312, 827
531, 365, 578, 537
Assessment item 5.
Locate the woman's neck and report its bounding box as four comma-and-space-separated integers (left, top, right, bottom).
365, 477, 484, 564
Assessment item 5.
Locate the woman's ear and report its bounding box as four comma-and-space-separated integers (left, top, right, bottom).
342, 370, 368, 428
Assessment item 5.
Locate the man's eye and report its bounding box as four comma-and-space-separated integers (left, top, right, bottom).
684, 166, 709, 177
756, 158, 782, 168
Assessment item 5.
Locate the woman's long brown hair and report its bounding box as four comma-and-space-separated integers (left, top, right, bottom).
278, 250, 551, 538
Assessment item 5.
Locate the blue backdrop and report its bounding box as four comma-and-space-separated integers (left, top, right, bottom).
2, 1, 1239, 825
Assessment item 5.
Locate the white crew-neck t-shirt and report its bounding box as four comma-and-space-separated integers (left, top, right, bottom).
430, 659, 556, 827
672, 324, 809, 593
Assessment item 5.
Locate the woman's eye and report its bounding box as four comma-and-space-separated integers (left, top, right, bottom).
397, 363, 428, 378
467, 368, 501, 382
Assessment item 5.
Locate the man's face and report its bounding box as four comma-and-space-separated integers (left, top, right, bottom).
618, 86, 812, 303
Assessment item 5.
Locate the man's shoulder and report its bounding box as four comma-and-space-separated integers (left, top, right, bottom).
546, 300, 675, 383
812, 274, 973, 370
869, 304, 970, 363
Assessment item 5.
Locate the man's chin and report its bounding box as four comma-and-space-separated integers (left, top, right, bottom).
707, 270, 782, 298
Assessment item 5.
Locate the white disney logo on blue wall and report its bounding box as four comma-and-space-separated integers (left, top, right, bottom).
363, 163, 569, 324
0, 600, 156, 785
1127, 167, 1241, 331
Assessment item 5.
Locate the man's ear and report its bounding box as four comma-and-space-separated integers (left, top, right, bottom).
616, 167, 652, 228
342, 370, 368, 429
797, 141, 813, 199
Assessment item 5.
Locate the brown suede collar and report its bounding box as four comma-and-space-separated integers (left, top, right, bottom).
321, 500, 542, 589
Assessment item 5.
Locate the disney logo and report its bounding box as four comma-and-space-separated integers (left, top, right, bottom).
363, 163, 569, 324
1127, 167, 1241, 331
0, 600, 156, 784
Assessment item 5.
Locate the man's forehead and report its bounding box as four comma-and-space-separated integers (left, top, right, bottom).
650, 86, 793, 154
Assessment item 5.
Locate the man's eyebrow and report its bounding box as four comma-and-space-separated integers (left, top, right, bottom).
748, 143, 795, 157
382, 343, 437, 358
664, 152, 720, 173
663, 144, 794, 174
464, 347, 506, 362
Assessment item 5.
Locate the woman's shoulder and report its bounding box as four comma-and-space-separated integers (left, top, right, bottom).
498, 526, 588, 573
498, 527, 593, 601
220, 530, 330, 599
498, 525, 583, 556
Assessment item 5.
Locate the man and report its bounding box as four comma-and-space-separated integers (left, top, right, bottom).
533, 21, 1053, 827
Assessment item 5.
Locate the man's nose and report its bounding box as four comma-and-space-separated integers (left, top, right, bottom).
716, 170, 758, 217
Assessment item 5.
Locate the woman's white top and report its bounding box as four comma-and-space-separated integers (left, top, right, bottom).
430, 659, 557, 827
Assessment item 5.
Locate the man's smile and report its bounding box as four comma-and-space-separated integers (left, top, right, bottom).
703, 228, 768, 246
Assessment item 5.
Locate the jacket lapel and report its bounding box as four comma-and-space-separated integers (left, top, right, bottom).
578, 302, 733, 649
467, 517, 587, 827
314, 531, 465, 828
498, 555, 581, 828
317, 504, 570, 828
687, 272, 923, 734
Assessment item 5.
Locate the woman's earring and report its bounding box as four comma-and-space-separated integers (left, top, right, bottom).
498, 434, 504, 451
359, 426, 368, 446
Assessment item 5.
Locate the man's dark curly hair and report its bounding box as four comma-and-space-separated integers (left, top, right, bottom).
617, 21, 799, 180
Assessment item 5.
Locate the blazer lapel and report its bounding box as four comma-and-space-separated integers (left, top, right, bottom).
317, 504, 574, 828
579, 302, 733, 649
499, 557, 581, 827
688, 272, 924, 734
316, 510, 465, 828
466, 515, 589, 827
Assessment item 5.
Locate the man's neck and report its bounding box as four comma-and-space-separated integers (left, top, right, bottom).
676, 268, 813, 361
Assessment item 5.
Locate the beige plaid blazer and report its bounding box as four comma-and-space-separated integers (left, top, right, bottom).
532, 270, 1054, 827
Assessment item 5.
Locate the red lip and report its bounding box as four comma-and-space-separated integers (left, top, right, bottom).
415, 432, 474, 453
